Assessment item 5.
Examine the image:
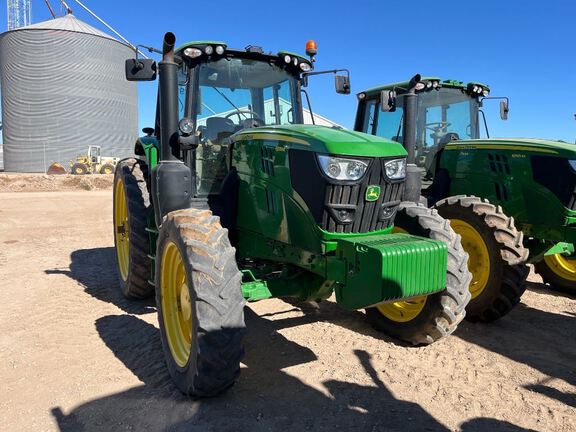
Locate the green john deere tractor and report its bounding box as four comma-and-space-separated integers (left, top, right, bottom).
113, 34, 472, 397
355, 75, 576, 311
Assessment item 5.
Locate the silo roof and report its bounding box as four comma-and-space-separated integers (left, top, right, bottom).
18, 14, 118, 42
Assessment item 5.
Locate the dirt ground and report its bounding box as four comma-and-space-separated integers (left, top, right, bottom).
0, 184, 574, 431
0, 173, 113, 193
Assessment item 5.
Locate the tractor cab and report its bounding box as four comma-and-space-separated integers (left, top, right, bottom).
355, 78, 508, 180
87, 145, 102, 164
130, 40, 350, 199
175, 43, 311, 196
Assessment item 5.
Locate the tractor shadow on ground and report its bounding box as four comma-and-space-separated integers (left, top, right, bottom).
526, 280, 576, 300
45, 247, 156, 315
281, 297, 576, 410
455, 302, 576, 397
50, 309, 460, 432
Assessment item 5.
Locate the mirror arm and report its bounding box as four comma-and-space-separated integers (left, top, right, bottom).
301, 89, 315, 125
302, 68, 350, 79
479, 109, 490, 138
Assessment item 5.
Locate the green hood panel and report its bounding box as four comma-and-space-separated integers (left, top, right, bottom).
233, 125, 406, 158
446, 138, 576, 157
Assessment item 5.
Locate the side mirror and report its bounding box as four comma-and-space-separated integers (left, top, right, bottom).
500, 100, 509, 120
335, 75, 351, 94
381, 90, 397, 112
125, 58, 157, 81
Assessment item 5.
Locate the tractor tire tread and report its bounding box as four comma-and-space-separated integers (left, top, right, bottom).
367, 202, 471, 345
114, 158, 154, 299
156, 208, 245, 398
434, 195, 529, 322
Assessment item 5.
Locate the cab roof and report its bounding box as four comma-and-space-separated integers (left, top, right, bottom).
175, 40, 311, 66
359, 77, 491, 98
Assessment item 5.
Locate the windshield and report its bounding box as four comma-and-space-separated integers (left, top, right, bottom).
364, 87, 480, 178
416, 88, 479, 146
189, 57, 302, 134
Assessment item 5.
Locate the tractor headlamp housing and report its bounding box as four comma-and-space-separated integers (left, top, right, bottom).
384, 158, 406, 180
467, 83, 487, 96
184, 48, 203, 58
178, 117, 194, 135
317, 155, 368, 181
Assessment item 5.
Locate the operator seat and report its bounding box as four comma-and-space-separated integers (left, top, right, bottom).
205, 117, 236, 144
424, 133, 460, 178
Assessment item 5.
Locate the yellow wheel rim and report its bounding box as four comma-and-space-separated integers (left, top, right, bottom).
376, 296, 428, 322
450, 219, 490, 299
114, 179, 130, 281
543, 254, 576, 282
161, 242, 192, 368
376, 225, 427, 322
104, 166, 113, 174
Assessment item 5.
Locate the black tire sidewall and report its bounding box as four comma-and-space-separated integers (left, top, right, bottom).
535, 258, 576, 295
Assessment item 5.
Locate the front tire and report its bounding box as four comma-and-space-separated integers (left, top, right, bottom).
71, 162, 88, 175
156, 208, 245, 397
366, 202, 472, 345
113, 158, 154, 299
434, 195, 529, 322
535, 253, 576, 295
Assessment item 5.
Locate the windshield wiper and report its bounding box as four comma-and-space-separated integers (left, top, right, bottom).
212, 87, 248, 120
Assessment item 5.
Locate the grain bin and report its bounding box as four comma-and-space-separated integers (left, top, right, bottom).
0, 15, 138, 172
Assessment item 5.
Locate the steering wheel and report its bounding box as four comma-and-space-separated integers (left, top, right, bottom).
225, 110, 264, 125
425, 121, 451, 132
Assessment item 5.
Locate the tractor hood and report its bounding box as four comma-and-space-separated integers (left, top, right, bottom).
232, 125, 406, 158
446, 138, 576, 158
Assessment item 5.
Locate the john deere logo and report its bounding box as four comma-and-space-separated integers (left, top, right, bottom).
365, 185, 381, 202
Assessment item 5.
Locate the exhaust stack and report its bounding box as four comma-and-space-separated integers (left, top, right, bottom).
152, 32, 193, 226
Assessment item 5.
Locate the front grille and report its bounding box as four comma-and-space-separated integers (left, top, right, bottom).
321, 159, 404, 233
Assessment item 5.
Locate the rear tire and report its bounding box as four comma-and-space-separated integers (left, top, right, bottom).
535, 254, 576, 295
71, 162, 88, 175
113, 158, 154, 299
434, 195, 529, 322
365, 202, 472, 345
156, 208, 245, 397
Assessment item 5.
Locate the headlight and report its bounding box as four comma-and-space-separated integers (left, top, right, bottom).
215, 45, 225, 55
317, 155, 368, 181
204, 45, 214, 55
384, 159, 406, 180
178, 117, 194, 135
184, 48, 202, 58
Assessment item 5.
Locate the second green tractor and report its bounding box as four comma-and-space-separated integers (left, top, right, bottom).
355, 75, 576, 323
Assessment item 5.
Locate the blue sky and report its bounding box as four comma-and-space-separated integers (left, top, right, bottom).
1, 0, 575, 143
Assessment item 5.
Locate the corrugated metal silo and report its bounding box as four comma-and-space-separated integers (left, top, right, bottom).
0, 15, 138, 172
